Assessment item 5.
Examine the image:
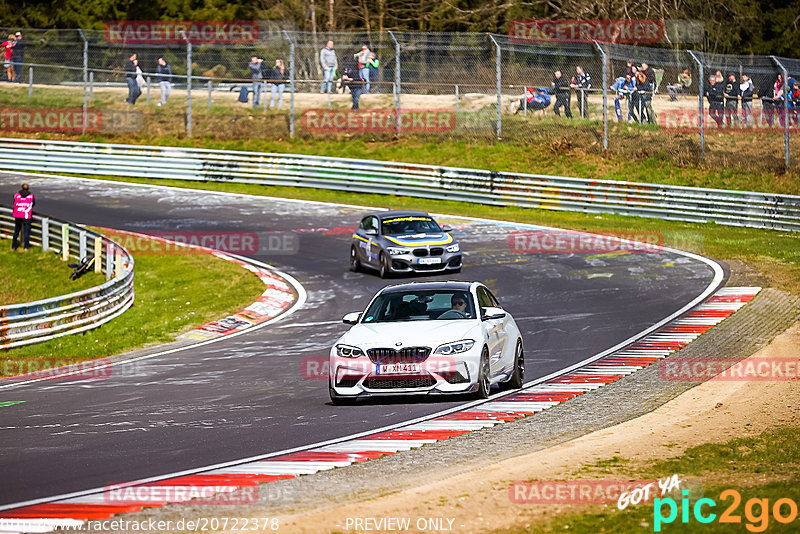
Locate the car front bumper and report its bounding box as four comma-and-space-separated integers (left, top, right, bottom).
387, 252, 462, 274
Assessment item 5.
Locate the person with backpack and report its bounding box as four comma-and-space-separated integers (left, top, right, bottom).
342, 65, 365, 109
124, 53, 141, 104
12, 183, 34, 251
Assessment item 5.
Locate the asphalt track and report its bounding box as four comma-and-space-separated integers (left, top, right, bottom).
0, 173, 725, 507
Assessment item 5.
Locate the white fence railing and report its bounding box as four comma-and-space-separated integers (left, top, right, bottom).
1, 138, 798, 232
0, 207, 134, 349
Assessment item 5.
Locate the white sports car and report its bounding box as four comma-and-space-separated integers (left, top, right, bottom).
329, 281, 524, 404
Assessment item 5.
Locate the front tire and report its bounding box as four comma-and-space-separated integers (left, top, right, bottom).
378, 252, 391, 279
473, 347, 491, 399
349, 246, 362, 272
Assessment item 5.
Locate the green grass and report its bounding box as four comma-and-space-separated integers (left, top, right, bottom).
519, 427, 800, 533
0, 244, 105, 303
1, 232, 267, 377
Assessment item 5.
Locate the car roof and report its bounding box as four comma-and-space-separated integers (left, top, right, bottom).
380, 281, 475, 294
360, 210, 433, 221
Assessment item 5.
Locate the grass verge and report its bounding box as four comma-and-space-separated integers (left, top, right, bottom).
0, 243, 105, 303
1, 231, 267, 377
533, 426, 800, 533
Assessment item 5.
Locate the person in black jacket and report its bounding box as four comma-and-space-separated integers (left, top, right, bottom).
125, 53, 141, 105
723, 73, 739, 127
156, 57, 173, 106
705, 75, 724, 127
551, 70, 572, 118
342, 65, 364, 109
268, 59, 289, 109
12, 31, 23, 83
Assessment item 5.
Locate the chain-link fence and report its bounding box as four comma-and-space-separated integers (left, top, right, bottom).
1, 27, 798, 172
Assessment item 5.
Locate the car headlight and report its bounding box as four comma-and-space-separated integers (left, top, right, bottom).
336, 344, 365, 358
446, 243, 460, 253
387, 247, 412, 255
434, 339, 474, 355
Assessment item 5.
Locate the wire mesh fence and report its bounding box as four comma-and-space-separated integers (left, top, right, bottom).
1, 26, 798, 172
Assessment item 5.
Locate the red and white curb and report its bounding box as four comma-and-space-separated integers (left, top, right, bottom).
0, 286, 759, 532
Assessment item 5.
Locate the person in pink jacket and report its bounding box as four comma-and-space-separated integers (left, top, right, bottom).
12, 183, 34, 250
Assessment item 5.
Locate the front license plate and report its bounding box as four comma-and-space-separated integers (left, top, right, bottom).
376, 363, 422, 375
418, 257, 441, 265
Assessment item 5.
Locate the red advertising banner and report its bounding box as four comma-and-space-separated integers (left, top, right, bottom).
0, 108, 103, 133
104, 21, 258, 44
302, 109, 456, 133
509, 20, 664, 43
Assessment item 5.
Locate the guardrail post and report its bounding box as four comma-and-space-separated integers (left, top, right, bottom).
488, 34, 502, 139
455, 84, 459, 114
770, 56, 790, 170
207, 80, 212, 111
389, 31, 401, 134
41, 218, 49, 251
94, 236, 102, 273
115, 252, 123, 278
283, 30, 296, 137
181, 31, 192, 137
106, 244, 114, 279
89, 71, 94, 103
79, 230, 87, 259
687, 50, 704, 161
78, 29, 88, 134
593, 41, 608, 150
146, 76, 151, 104
61, 223, 69, 261
28, 66, 33, 97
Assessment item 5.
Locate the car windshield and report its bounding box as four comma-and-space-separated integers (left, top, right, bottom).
381, 216, 441, 236
362, 290, 475, 323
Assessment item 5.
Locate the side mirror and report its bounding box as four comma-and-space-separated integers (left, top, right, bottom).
441, 225, 453, 232
364, 228, 378, 236
482, 307, 506, 320
342, 312, 361, 325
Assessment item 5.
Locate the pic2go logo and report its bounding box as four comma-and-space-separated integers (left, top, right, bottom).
654, 489, 799, 532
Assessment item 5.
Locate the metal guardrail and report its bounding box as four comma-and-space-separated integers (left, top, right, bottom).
0, 207, 134, 349
1, 138, 799, 232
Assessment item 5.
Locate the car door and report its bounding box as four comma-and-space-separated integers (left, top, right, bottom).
486, 288, 513, 374
356, 216, 379, 266
477, 286, 505, 376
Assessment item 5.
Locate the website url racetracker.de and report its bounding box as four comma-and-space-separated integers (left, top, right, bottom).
1, 517, 280, 532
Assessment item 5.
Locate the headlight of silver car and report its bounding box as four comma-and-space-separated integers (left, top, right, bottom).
387, 247, 412, 255
336, 344, 365, 358
433, 339, 475, 355
446, 243, 460, 253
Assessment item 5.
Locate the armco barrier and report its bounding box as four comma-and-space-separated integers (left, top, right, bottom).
1, 138, 799, 232
0, 208, 134, 349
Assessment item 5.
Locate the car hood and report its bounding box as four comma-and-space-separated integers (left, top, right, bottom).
338, 320, 481, 349
381, 232, 454, 247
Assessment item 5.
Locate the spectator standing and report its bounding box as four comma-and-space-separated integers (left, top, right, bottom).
269, 59, 289, 109
667, 68, 691, 101
342, 65, 364, 109
11, 183, 34, 251
572, 65, 591, 118
551, 70, 572, 118
625, 60, 635, 77
739, 74, 754, 126
249, 56, 265, 108
2, 34, 15, 82
354, 45, 371, 93
723, 72, 740, 127
639, 62, 656, 124
367, 52, 379, 92
705, 75, 724, 127
156, 57, 172, 106
620, 73, 638, 123
12, 32, 23, 83
790, 81, 800, 127
774, 74, 786, 128
319, 40, 337, 93
124, 53, 141, 104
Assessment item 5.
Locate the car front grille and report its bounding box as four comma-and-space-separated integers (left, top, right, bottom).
413, 248, 428, 257
430, 247, 444, 256
367, 347, 431, 364
363, 375, 437, 389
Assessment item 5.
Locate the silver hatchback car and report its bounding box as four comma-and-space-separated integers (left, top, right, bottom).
349, 211, 462, 278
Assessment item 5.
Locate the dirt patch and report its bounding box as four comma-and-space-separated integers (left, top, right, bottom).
274, 322, 800, 533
